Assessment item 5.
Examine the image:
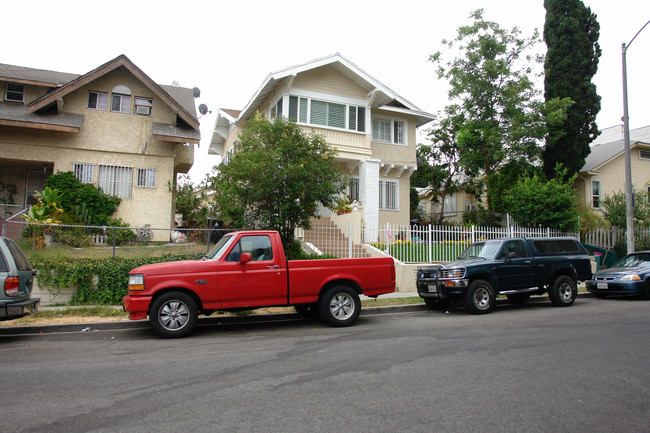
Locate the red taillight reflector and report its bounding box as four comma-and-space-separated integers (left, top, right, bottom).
5, 277, 19, 297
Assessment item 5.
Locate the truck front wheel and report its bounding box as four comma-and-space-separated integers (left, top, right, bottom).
465, 279, 495, 314
150, 292, 198, 338
548, 275, 577, 307
320, 285, 361, 327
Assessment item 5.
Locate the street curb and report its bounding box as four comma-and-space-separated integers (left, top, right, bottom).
0, 293, 594, 336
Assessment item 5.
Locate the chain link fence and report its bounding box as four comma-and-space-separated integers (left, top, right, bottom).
1, 219, 234, 258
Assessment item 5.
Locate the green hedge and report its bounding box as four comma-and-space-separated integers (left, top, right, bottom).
32, 254, 200, 305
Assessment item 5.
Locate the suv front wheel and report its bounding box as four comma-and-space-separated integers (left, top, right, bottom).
465, 279, 495, 314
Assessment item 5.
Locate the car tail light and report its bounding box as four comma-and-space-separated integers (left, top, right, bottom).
5, 277, 19, 297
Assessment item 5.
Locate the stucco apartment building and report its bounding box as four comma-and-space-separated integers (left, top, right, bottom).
0, 55, 200, 229
209, 54, 434, 238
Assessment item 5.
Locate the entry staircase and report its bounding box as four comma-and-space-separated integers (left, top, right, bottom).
301, 217, 371, 259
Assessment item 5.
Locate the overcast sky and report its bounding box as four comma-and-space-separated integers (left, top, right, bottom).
3, 0, 649, 182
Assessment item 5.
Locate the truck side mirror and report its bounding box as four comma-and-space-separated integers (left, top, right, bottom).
507, 251, 517, 260
240, 253, 252, 264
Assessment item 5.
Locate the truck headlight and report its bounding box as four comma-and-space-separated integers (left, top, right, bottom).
128, 274, 145, 291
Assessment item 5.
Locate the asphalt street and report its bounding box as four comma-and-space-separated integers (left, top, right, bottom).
1, 295, 649, 433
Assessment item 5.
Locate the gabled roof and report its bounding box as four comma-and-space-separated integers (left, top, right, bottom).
26, 55, 199, 132
237, 53, 434, 127
581, 140, 650, 173
0, 63, 79, 87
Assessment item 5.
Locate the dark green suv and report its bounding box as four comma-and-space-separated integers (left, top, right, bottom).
0, 236, 39, 321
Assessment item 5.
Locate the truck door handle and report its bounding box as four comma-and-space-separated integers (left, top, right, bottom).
267, 265, 279, 269
524, 260, 532, 264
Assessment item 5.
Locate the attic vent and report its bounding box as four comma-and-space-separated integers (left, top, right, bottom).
112, 85, 131, 95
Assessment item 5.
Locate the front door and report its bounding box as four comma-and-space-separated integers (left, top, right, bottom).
25, 170, 45, 207
494, 240, 535, 290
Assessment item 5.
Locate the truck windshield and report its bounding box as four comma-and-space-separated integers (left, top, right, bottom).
205, 234, 235, 260
458, 240, 502, 260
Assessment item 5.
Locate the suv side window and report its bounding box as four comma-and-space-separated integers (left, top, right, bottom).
5, 239, 31, 271
498, 240, 528, 259
0, 250, 7, 272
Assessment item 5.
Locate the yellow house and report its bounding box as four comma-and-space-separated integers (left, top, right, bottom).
417, 185, 483, 225
0, 55, 200, 228
209, 54, 434, 238
575, 138, 650, 212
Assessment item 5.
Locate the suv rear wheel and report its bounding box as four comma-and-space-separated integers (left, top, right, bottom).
548, 275, 577, 307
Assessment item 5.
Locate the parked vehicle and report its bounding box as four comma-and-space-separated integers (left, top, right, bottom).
416, 237, 592, 314
0, 237, 39, 321
123, 230, 396, 337
586, 251, 650, 299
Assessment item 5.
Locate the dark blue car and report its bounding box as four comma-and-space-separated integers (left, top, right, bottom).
586, 251, 650, 299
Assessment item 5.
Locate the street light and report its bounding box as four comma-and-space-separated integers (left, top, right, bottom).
621, 19, 650, 255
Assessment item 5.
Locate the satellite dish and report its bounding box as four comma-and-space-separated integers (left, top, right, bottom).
192, 87, 201, 98
199, 104, 209, 115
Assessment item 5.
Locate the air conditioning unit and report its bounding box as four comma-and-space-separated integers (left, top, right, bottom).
136, 105, 151, 115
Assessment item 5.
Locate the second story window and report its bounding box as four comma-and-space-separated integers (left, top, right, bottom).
373, 117, 405, 145
288, 95, 365, 132
5, 82, 24, 102
111, 94, 131, 113
111, 85, 132, 114
88, 92, 108, 110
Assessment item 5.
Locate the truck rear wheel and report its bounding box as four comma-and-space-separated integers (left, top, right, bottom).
319, 285, 361, 327
150, 292, 198, 338
465, 279, 495, 314
548, 275, 577, 307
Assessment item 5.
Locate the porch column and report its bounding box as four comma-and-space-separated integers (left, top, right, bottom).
359, 158, 380, 242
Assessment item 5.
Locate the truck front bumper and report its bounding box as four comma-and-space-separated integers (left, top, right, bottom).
417, 279, 469, 299
123, 295, 152, 320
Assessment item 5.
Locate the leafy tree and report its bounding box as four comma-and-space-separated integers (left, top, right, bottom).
503, 166, 579, 232
210, 113, 345, 248
45, 171, 120, 226
488, 160, 542, 214
170, 174, 211, 227
600, 189, 650, 228
430, 9, 572, 208
543, 0, 601, 179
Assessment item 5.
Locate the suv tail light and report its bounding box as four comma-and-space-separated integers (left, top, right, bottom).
5, 277, 19, 297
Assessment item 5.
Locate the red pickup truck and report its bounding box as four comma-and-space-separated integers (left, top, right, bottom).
123, 230, 395, 337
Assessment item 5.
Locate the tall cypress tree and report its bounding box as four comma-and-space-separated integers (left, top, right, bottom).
543, 0, 601, 179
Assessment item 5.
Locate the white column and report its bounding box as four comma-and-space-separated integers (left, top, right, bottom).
360, 158, 381, 242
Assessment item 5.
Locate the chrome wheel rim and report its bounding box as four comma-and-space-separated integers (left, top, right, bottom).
474, 287, 490, 309
559, 282, 573, 302
329, 293, 355, 320
159, 300, 190, 331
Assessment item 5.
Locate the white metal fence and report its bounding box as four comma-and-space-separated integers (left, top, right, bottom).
298, 219, 578, 263
583, 226, 650, 251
